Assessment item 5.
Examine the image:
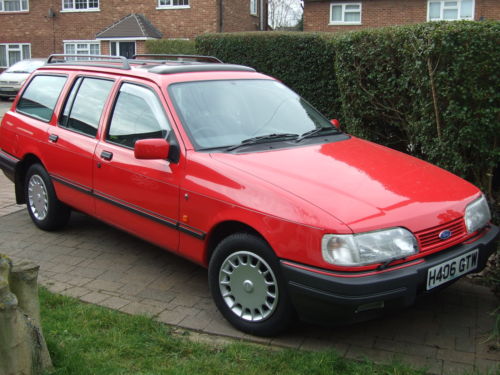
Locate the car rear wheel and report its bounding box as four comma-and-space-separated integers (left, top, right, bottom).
25, 164, 71, 231
208, 233, 294, 336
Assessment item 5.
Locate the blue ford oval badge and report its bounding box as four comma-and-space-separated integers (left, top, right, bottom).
439, 230, 452, 240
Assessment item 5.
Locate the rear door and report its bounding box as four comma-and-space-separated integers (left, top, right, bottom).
43, 75, 115, 214
2, 74, 67, 158
93, 80, 181, 252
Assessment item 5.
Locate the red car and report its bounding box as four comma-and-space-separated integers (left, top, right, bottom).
0, 55, 497, 336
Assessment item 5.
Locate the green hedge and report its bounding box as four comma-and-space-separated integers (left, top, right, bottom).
334, 21, 500, 195
196, 32, 342, 119
194, 23, 499, 197
145, 39, 196, 55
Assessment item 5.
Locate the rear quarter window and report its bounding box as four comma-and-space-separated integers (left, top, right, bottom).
17, 75, 67, 122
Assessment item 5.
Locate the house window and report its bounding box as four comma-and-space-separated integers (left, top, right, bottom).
330, 3, 362, 25
64, 41, 100, 60
0, 0, 28, 12
62, 0, 99, 12
157, 0, 189, 9
428, 0, 474, 21
250, 0, 257, 15
0, 43, 31, 67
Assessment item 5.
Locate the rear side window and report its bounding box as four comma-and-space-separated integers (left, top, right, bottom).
106, 83, 170, 148
17, 75, 67, 122
60, 77, 114, 137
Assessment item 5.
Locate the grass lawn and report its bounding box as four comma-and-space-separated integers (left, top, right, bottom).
40, 288, 427, 375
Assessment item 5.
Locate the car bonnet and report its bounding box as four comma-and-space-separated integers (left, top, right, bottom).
211, 137, 479, 234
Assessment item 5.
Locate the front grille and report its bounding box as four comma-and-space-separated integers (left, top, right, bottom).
416, 217, 467, 252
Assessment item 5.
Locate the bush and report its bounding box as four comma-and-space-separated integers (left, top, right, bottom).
334, 21, 500, 197
145, 39, 197, 55
196, 32, 342, 119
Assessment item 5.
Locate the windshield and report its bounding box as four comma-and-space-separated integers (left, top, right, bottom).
6, 60, 45, 73
169, 79, 336, 150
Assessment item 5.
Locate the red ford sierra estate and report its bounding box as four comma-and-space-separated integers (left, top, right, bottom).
0, 54, 497, 336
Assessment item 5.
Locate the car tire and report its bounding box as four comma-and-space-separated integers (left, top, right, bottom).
208, 233, 294, 336
24, 163, 71, 231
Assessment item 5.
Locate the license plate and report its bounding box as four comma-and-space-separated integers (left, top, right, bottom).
426, 249, 478, 290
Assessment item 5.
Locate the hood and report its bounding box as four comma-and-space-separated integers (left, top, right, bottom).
0, 72, 29, 84
212, 137, 479, 233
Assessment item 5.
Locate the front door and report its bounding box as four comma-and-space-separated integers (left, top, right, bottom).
111, 41, 136, 59
93, 80, 180, 252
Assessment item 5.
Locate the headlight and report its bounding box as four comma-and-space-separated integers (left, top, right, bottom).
465, 195, 491, 233
322, 228, 418, 267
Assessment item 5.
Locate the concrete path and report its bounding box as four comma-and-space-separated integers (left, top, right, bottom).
0, 102, 498, 375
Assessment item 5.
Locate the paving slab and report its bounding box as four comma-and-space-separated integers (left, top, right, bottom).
0, 110, 498, 374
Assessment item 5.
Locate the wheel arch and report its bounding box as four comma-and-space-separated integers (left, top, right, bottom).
205, 220, 269, 265
15, 153, 44, 204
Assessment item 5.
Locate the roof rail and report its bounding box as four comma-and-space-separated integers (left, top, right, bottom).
46, 54, 131, 70
148, 64, 255, 74
132, 54, 222, 64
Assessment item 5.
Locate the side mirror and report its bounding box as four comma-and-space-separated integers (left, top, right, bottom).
330, 119, 341, 129
134, 139, 170, 160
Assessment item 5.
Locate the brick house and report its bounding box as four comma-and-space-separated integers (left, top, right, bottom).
304, 0, 500, 32
0, 0, 268, 69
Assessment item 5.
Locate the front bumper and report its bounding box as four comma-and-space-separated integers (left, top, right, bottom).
281, 224, 499, 325
0, 87, 20, 98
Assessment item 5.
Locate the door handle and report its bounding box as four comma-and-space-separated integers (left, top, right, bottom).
48, 134, 58, 143
100, 150, 113, 161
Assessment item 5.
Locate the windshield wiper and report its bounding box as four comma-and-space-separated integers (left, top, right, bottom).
226, 133, 298, 152
295, 127, 340, 142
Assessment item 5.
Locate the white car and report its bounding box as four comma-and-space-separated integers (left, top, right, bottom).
0, 59, 46, 100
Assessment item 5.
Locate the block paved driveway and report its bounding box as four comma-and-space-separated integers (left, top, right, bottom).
0, 103, 499, 375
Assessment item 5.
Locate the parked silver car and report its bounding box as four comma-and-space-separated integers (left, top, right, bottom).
0, 59, 46, 100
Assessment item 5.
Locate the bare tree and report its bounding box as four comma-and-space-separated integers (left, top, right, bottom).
269, 0, 303, 29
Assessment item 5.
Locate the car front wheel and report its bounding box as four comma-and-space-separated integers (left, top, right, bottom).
208, 233, 294, 336
24, 163, 71, 231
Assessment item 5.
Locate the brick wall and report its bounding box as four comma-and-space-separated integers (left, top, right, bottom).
222, 0, 267, 32
0, 0, 57, 63
0, 0, 263, 63
50, 0, 219, 46
304, 0, 500, 32
476, 0, 500, 20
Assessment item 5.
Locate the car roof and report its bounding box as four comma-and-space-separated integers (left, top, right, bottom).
36, 54, 265, 84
